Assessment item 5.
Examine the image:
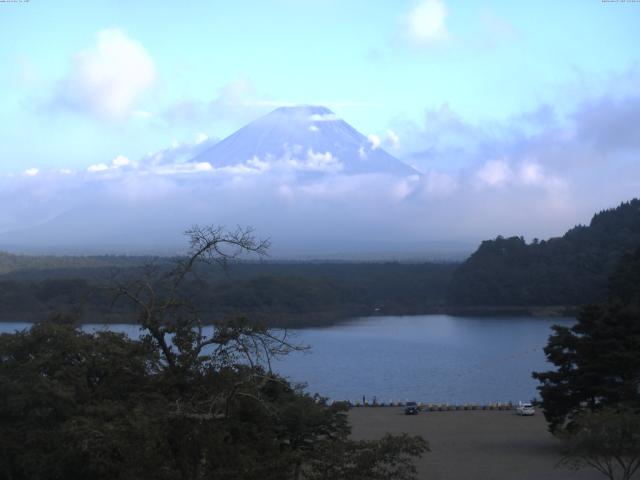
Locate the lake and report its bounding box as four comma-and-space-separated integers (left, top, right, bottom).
0, 315, 572, 404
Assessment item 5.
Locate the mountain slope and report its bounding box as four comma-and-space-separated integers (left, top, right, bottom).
448, 199, 640, 307
190, 105, 418, 176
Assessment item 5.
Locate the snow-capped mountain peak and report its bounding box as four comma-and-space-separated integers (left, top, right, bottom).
189, 105, 417, 176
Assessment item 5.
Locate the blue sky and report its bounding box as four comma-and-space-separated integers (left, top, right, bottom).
0, 1, 639, 254
1, 0, 638, 172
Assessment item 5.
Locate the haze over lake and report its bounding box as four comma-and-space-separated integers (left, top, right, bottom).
1, 315, 572, 404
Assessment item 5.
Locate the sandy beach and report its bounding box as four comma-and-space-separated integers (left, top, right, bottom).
349, 408, 602, 480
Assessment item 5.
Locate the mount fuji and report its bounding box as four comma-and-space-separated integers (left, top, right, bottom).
0, 107, 428, 255
189, 105, 418, 176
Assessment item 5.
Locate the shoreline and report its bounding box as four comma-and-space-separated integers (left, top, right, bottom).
348, 402, 521, 411
0, 305, 578, 328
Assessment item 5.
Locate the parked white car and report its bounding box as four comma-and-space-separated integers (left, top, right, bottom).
516, 402, 535, 416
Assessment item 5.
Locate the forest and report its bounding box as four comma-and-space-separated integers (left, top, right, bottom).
448, 199, 640, 307
0, 260, 456, 327
0, 227, 428, 480
0, 199, 639, 326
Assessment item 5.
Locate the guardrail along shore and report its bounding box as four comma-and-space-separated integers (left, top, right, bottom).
345, 401, 524, 411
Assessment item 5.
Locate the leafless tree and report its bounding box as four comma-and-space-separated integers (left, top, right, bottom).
110, 225, 304, 419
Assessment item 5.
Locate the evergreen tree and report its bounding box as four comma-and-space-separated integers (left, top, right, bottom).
450, 199, 640, 307
533, 248, 640, 433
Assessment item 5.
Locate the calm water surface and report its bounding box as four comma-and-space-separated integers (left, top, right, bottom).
1, 315, 573, 404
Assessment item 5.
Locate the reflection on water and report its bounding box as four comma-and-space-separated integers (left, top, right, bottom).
274, 315, 573, 404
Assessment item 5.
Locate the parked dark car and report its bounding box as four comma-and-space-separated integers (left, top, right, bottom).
404, 401, 419, 415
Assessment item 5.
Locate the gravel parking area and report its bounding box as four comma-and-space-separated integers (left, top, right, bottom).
348, 408, 602, 480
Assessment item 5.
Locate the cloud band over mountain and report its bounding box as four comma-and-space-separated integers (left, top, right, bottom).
3, 82, 640, 258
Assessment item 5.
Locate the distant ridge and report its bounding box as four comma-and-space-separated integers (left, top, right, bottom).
190, 105, 418, 176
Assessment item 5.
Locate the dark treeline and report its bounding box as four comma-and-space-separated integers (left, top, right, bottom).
534, 245, 640, 431
0, 261, 456, 327
1, 198, 639, 325
0, 251, 150, 275
449, 199, 640, 307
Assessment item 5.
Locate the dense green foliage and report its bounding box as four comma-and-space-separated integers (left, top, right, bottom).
0, 226, 428, 480
0, 261, 456, 326
0, 318, 427, 480
449, 199, 640, 306
558, 406, 640, 480
533, 247, 640, 433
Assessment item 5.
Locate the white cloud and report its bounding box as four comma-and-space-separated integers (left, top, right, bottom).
194, 162, 213, 172
56, 28, 155, 119
424, 170, 458, 195
309, 125, 319, 132
24, 168, 39, 177
87, 163, 110, 173
361, 130, 399, 153
137, 134, 218, 168
367, 134, 381, 150
391, 175, 420, 200
195, 133, 209, 145
475, 160, 512, 187
305, 150, 343, 173
309, 113, 340, 122
474, 159, 565, 193
386, 129, 400, 148
6, 87, 639, 256
0, 153, 596, 257
407, 0, 449, 45
519, 162, 544, 186
517, 161, 565, 192
143, 161, 217, 176
112, 155, 131, 167
276, 149, 344, 174
247, 156, 271, 172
